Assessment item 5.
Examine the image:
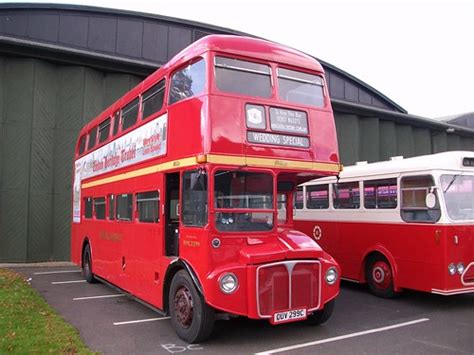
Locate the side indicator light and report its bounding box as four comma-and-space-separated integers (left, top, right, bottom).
196, 154, 207, 164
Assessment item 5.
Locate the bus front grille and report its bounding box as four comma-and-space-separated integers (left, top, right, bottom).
256, 260, 321, 318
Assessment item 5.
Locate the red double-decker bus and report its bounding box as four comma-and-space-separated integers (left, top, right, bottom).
71, 35, 341, 342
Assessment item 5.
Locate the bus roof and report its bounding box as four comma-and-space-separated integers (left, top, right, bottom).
302, 151, 474, 184
79, 35, 325, 136
163, 35, 324, 73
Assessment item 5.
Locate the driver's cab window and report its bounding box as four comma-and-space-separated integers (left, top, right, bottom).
182, 170, 208, 226
277, 193, 287, 224
401, 175, 440, 223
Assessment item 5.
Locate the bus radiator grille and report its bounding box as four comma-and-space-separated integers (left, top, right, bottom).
257, 261, 320, 317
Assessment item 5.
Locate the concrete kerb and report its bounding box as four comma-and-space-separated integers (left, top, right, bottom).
0, 261, 76, 268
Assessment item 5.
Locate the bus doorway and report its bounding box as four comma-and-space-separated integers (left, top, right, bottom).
165, 172, 180, 256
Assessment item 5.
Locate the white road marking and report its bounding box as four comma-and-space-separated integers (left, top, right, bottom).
34, 270, 81, 275
51, 280, 87, 285
73, 294, 126, 301
113, 317, 171, 326
255, 318, 430, 355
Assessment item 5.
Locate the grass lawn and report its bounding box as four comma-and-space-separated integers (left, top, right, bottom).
0, 268, 94, 354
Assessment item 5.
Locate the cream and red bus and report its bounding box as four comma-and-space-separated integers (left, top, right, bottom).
295, 151, 474, 297
71, 35, 342, 343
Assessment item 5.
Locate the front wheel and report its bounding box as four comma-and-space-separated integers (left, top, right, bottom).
306, 299, 335, 325
169, 270, 214, 343
366, 254, 398, 298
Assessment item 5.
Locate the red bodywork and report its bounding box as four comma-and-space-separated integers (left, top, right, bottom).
295, 221, 474, 295
71, 35, 341, 321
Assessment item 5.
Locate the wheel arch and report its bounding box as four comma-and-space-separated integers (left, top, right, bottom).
80, 237, 91, 267
163, 259, 204, 314
360, 245, 400, 292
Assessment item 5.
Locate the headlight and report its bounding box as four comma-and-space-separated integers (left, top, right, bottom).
325, 267, 338, 285
448, 263, 456, 275
219, 273, 238, 294
457, 262, 465, 275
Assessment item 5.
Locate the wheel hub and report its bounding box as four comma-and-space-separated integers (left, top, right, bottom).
174, 286, 194, 328
372, 261, 392, 289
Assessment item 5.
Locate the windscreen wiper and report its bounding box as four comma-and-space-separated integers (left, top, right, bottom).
443, 174, 461, 193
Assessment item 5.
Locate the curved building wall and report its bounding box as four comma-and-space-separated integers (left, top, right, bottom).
0, 5, 473, 262
0, 56, 142, 261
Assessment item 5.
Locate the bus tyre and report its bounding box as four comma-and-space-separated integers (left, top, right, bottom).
82, 244, 96, 283
306, 299, 335, 325
366, 254, 397, 298
169, 270, 214, 343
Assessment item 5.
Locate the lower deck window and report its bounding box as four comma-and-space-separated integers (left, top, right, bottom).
136, 191, 160, 223
333, 182, 360, 209
116, 194, 133, 221
84, 197, 93, 219
307, 185, 329, 209
94, 197, 106, 220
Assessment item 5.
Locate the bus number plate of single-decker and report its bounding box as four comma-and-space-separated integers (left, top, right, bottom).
271, 308, 307, 324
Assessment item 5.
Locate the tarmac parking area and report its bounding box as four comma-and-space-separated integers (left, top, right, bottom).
11, 266, 474, 355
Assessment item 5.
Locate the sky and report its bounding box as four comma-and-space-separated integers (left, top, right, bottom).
8, 0, 474, 119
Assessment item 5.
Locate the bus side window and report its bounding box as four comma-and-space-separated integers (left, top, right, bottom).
87, 126, 98, 150
333, 182, 360, 209
84, 197, 93, 219
108, 194, 115, 220
136, 191, 160, 223
364, 178, 397, 209
112, 111, 120, 136
307, 185, 329, 209
116, 194, 133, 221
78, 135, 86, 155
142, 80, 165, 119
294, 187, 304, 209
401, 175, 440, 223
122, 98, 139, 131
94, 197, 106, 220
98, 118, 111, 143
169, 59, 206, 105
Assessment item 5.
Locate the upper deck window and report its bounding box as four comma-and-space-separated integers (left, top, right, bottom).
143, 80, 165, 119
215, 56, 271, 98
278, 68, 324, 107
87, 126, 97, 150
122, 98, 139, 131
78, 135, 86, 155
112, 111, 120, 136
98, 118, 111, 143
169, 59, 206, 105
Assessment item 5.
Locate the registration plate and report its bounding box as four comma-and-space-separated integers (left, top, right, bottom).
271, 309, 307, 324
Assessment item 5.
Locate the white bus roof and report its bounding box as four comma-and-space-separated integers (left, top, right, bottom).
303, 151, 474, 184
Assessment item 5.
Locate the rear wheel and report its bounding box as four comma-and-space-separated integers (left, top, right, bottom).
366, 254, 398, 298
306, 299, 335, 325
169, 270, 214, 343
82, 244, 96, 283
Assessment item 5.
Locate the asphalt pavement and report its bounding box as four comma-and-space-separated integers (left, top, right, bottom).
11, 266, 474, 355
